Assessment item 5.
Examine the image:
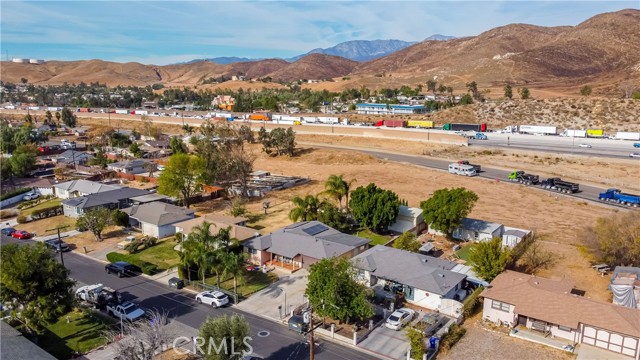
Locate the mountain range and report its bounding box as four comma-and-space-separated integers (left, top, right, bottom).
2, 9, 638, 96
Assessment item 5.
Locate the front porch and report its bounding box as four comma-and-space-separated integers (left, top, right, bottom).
510, 326, 575, 352
266, 259, 301, 273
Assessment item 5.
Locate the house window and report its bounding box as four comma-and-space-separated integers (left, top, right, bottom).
474, 232, 479, 240
491, 300, 510, 312
558, 325, 572, 332
247, 248, 257, 255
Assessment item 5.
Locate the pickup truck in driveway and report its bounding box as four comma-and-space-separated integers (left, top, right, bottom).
106, 301, 145, 322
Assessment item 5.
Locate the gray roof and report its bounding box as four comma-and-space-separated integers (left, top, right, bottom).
244, 221, 370, 259
1, 321, 57, 360
62, 187, 150, 209
351, 246, 466, 295
108, 159, 154, 170
54, 150, 93, 164
503, 229, 528, 238
54, 179, 120, 194
123, 202, 194, 226
459, 218, 503, 234
130, 193, 170, 204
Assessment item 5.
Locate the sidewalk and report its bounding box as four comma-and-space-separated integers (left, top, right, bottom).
34, 230, 80, 242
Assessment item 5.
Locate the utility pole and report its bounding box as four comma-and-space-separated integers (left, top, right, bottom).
46, 225, 70, 267
309, 304, 315, 360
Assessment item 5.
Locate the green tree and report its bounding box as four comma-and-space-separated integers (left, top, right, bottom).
45, 110, 53, 124
55, 111, 61, 124
306, 257, 374, 324
466, 81, 479, 99
583, 212, 640, 267
580, 85, 592, 96
157, 153, 206, 208
437, 84, 447, 94
8, 144, 38, 177
317, 201, 347, 231
184, 221, 218, 286
128, 142, 143, 158
469, 237, 510, 282
519, 87, 530, 100
459, 94, 473, 105
406, 326, 426, 360
61, 107, 77, 127
198, 314, 251, 360
323, 174, 356, 211
289, 194, 322, 222
420, 188, 479, 238
349, 183, 402, 232
112, 210, 130, 227
504, 84, 513, 99
426, 79, 437, 95
0, 243, 75, 334
76, 207, 114, 240
393, 232, 421, 253
223, 252, 246, 297
170, 136, 188, 154
90, 148, 108, 168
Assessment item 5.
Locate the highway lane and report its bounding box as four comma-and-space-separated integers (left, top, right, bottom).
0, 235, 378, 360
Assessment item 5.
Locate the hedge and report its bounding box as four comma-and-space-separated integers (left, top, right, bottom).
106, 252, 159, 275
439, 324, 467, 353
30, 205, 63, 220
462, 286, 484, 317
1, 188, 31, 201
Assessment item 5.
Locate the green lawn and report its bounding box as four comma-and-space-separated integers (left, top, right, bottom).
456, 244, 478, 263
356, 229, 391, 246
203, 269, 278, 298
128, 239, 180, 271
21, 198, 62, 216
38, 309, 112, 359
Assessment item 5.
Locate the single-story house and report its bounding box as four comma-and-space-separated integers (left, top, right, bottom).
243, 221, 370, 271
453, 218, 504, 242
174, 213, 258, 243
482, 270, 640, 359
610, 267, 640, 309
123, 202, 195, 238
1, 177, 55, 196
388, 205, 425, 234
351, 246, 467, 312
53, 150, 93, 166
107, 159, 156, 174
502, 227, 530, 248
143, 140, 170, 149
53, 179, 121, 199
130, 193, 172, 205
62, 187, 150, 217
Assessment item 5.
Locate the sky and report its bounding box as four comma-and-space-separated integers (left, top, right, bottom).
1, 1, 637, 65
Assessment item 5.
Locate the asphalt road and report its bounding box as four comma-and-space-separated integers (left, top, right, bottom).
0, 235, 378, 360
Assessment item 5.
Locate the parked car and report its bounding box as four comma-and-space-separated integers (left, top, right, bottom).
105, 261, 137, 277
287, 314, 308, 334
385, 308, 416, 331
23, 192, 39, 200
195, 291, 229, 308
168, 277, 184, 289
44, 239, 70, 252
1, 227, 16, 236
578, 144, 592, 148
11, 230, 33, 240
629, 152, 640, 158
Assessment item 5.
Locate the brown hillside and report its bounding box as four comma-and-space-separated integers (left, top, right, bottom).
266, 54, 358, 82
228, 59, 289, 79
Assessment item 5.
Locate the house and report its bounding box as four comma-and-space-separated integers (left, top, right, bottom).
388, 206, 425, 234
52, 150, 93, 166
1, 177, 55, 196
53, 179, 121, 199
453, 218, 504, 242
107, 159, 156, 174
355, 103, 427, 115
1, 322, 57, 360
143, 140, 170, 149
130, 193, 172, 205
482, 270, 640, 359
123, 202, 195, 238
502, 228, 530, 248
243, 221, 370, 271
351, 246, 468, 313
62, 187, 150, 217
610, 267, 640, 309
174, 213, 258, 243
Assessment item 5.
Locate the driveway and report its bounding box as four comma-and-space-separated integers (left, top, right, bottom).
358, 324, 409, 360
235, 268, 309, 322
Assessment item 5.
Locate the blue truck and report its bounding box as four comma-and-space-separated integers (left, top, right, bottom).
633, 143, 640, 148
599, 189, 640, 207
475, 133, 488, 140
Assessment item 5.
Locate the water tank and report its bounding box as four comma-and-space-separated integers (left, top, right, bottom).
29, 59, 45, 64
12, 58, 28, 63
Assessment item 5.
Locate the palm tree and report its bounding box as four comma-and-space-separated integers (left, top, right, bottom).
211, 226, 239, 288
323, 174, 356, 212
223, 252, 247, 298
289, 195, 321, 222
186, 221, 217, 286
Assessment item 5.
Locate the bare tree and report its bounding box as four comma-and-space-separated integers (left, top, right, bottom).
107, 309, 174, 360
520, 239, 557, 274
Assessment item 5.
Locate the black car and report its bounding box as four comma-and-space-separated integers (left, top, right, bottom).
168, 277, 184, 289
105, 261, 137, 277
44, 239, 71, 252
287, 314, 309, 334
1, 227, 16, 236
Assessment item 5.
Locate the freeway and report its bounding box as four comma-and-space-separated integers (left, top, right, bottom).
305, 143, 637, 210
0, 235, 378, 360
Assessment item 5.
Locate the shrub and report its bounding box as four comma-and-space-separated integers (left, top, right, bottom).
439, 324, 467, 353
146, 237, 158, 247
112, 210, 129, 227
124, 239, 142, 254
0, 188, 31, 201
0, 209, 19, 219
31, 205, 63, 220
16, 215, 29, 224
462, 287, 484, 317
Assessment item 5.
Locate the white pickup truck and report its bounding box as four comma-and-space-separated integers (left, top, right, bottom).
106, 301, 146, 322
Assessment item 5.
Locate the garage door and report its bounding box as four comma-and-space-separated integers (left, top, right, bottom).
582, 325, 638, 357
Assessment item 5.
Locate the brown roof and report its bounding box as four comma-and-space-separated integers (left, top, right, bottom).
482, 271, 640, 337
173, 216, 258, 242
201, 213, 247, 225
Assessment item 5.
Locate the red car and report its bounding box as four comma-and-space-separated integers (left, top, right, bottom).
11, 230, 33, 240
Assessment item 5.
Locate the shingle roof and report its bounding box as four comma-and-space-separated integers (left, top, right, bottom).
54, 150, 93, 164
173, 217, 259, 242
62, 187, 149, 209
351, 246, 466, 295
459, 218, 503, 234
1, 321, 57, 360
244, 221, 370, 259
54, 179, 120, 194
123, 202, 194, 226
481, 270, 640, 337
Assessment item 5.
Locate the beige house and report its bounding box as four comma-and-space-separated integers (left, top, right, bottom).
174, 213, 258, 243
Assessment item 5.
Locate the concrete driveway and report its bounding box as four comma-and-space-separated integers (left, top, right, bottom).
358, 324, 409, 360
235, 268, 309, 322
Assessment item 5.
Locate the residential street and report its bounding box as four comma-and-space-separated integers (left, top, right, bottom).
0, 235, 379, 360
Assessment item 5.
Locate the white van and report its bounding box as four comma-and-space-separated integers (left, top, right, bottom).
448, 163, 477, 177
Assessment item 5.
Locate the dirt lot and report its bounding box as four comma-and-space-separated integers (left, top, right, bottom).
64, 226, 134, 255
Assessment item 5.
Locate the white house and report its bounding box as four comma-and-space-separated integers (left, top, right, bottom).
351, 246, 467, 314
482, 271, 640, 359
123, 202, 195, 238
453, 218, 503, 242
53, 180, 121, 199
107, 159, 156, 174
388, 206, 425, 234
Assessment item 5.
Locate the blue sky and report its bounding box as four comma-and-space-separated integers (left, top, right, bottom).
1, 1, 637, 65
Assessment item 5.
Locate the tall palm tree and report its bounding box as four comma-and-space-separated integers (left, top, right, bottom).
186, 221, 217, 286
289, 195, 321, 222
223, 252, 247, 298
323, 174, 356, 212
211, 226, 239, 288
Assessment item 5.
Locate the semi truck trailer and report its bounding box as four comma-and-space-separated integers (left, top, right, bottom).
613, 132, 640, 141
517, 125, 558, 135
598, 189, 640, 207
443, 123, 487, 132
508, 171, 540, 185
540, 178, 580, 194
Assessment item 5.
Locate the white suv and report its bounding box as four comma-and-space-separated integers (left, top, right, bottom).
23, 192, 39, 200
195, 291, 229, 308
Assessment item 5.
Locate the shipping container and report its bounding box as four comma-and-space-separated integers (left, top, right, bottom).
560, 129, 587, 138
316, 117, 339, 124
384, 120, 407, 128
301, 116, 317, 123
407, 120, 434, 128
613, 132, 640, 141
47, 106, 62, 111
586, 129, 604, 137
133, 110, 148, 116
115, 109, 129, 114
77, 108, 91, 113
443, 123, 487, 132
249, 113, 271, 121
518, 125, 557, 135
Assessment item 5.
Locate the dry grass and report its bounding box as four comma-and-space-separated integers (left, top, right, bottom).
14, 215, 76, 237
64, 226, 132, 254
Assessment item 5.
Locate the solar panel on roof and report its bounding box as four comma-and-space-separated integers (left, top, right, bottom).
302, 224, 328, 236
